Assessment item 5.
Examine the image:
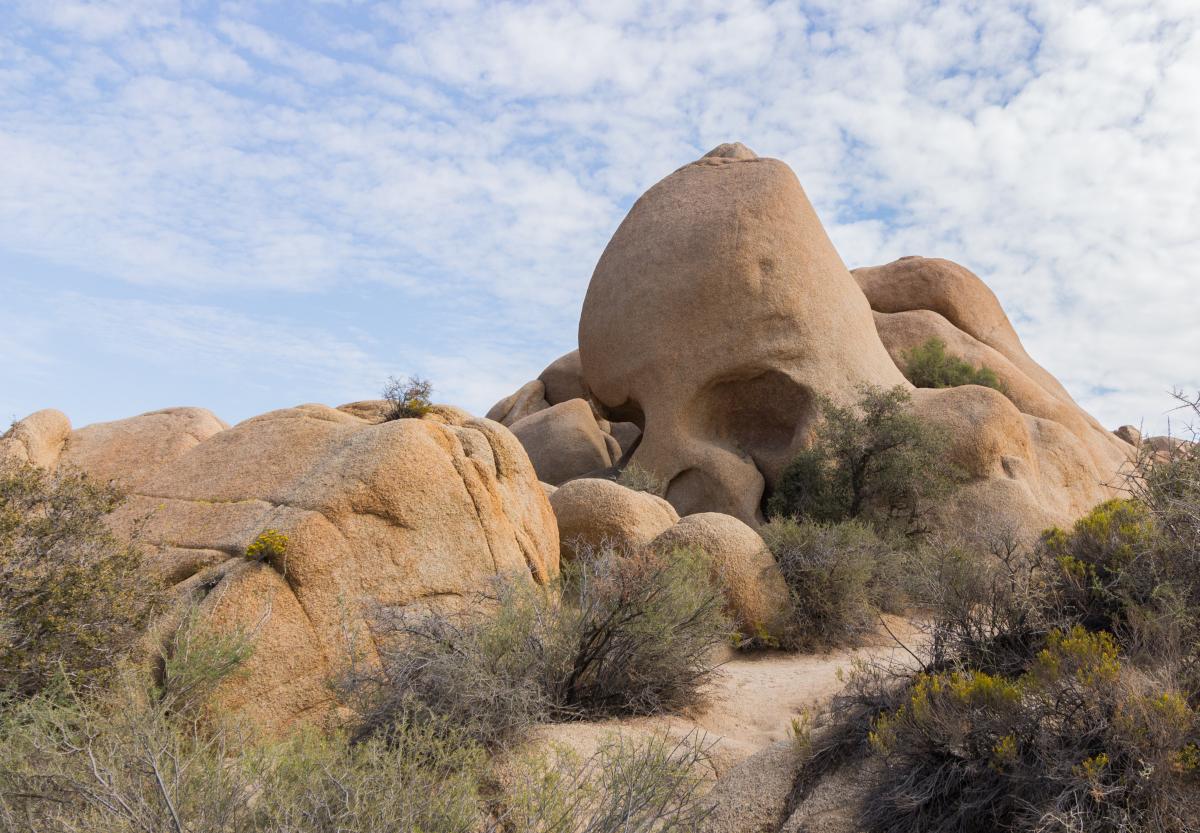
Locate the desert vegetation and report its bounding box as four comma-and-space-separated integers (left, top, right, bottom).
902, 337, 1006, 394
0, 461, 724, 830
768, 384, 963, 536
347, 543, 731, 748
788, 392, 1200, 833
382, 374, 434, 419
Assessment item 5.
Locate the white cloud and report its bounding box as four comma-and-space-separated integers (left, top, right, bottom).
0, 0, 1196, 431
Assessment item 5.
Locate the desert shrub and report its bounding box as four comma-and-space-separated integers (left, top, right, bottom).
0, 610, 715, 833
862, 627, 1200, 833
245, 527, 288, 564
382, 374, 434, 419
768, 384, 963, 535
501, 730, 715, 832
351, 544, 731, 747
901, 337, 1006, 393
0, 462, 161, 698
616, 464, 667, 496
761, 518, 905, 650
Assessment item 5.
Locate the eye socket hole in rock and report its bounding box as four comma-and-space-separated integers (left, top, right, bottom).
690, 369, 816, 477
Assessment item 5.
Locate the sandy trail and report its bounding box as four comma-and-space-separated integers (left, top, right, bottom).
527, 616, 925, 774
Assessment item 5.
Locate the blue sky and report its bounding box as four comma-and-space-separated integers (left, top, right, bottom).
2, 0, 1198, 435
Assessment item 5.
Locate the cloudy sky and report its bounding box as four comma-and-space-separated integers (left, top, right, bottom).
2, 0, 1197, 435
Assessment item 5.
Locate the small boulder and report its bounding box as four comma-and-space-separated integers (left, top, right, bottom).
509, 399, 615, 486
651, 513, 791, 643
550, 478, 679, 560
538, 349, 589, 405
486, 379, 549, 426
0, 408, 71, 469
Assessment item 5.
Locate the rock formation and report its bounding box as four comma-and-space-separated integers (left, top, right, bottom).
572, 143, 1131, 533
80, 403, 557, 733
1, 407, 227, 487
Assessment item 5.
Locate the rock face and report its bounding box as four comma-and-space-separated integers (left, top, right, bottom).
509, 399, 615, 485
1, 407, 227, 487
485, 379, 549, 426
550, 478, 679, 560
0, 408, 72, 469
538, 350, 588, 405
651, 513, 790, 643
577, 144, 1129, 533
108, 404, 559, 733
579, 143, 906, 523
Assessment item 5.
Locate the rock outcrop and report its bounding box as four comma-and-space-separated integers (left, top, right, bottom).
575, 143, 1130, 534
105, 404, 559, 733
1, 407, 227, 487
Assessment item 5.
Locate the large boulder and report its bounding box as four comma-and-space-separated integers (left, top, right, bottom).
651, 513, 791, 643
0, 407, 227, 488
550, 478, 678, 560
576, 143, 1128, 534
508, 398, 615, 485
108, 404, 559, 733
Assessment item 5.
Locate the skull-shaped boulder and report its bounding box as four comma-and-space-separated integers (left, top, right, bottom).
579, 144, 1129, 532
579, 143, 905, 522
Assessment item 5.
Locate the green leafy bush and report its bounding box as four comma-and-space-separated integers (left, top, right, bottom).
901, 337, 1006, 393
761, 518, 905, 650
768, 384, 963, 535
382, 375, 434, 420
0, 462, 161, 698
351, 544, 731, 747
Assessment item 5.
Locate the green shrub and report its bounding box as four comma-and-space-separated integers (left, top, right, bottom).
616, 464, 667, 496
761, 518, 904, 650
382, 375, 434, 420
351, 544, 731, 747
901, 337, 1006, 394
768, 384, 963, 535
862, 627, 1200, 833
0, 462, 161, 698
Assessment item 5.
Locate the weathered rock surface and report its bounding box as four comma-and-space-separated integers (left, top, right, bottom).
509, 398, 615, 485
107, 404, 559, 733
579, 143, 906, 523
538, 349, 589, 405
550, 478, 679, 560
651, 513, 790, 642
576, 144, 1129, 534
1114, 425, 1142, 446
485, 379, 549, 426
1, 407, 227, 487
0, 408, 72, 469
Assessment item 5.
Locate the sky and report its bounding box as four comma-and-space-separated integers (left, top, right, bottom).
1, 0, 1197, 436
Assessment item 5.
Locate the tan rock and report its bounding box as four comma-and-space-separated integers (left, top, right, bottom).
550, 478, 679, 560
486, 379, 549, 426
59, 407, 228, 487
0, 408, 71, 469
109, 404, 559, 733
701, 739, 801, 833
538, 349, 588, 405
608, 421, 642, 457
651, 513, 791, 642
509, 399, 615, 485
579, 143, 905, 524
576, 145, 1128, 533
